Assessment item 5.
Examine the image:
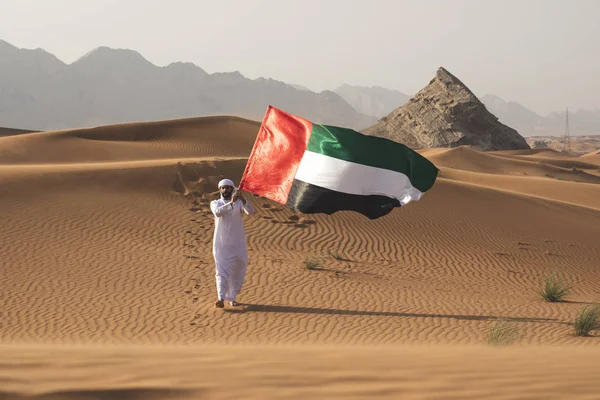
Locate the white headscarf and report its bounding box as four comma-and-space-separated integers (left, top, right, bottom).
218, 178, 235, 189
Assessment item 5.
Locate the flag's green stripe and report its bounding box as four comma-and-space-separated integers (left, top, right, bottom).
306, 124, 439, 193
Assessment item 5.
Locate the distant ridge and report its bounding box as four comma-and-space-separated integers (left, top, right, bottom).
0, 127, 39, 137
0, 39, 377, 131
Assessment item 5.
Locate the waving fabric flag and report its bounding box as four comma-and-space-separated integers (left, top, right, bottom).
238, 106, 439, 219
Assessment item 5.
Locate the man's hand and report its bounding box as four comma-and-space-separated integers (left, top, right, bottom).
231, 191, 246, 204
236, 192, 247, 204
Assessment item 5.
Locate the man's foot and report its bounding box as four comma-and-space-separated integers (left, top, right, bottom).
215, 299, 224, 308
229, 301, 241, 307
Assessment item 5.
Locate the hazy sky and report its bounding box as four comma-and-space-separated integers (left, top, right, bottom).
1, 0, 598, 115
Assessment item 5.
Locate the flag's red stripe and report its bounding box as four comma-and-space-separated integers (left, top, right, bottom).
239, 106, 313, 204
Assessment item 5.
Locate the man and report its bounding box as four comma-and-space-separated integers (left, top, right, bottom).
210, 178, 256, 308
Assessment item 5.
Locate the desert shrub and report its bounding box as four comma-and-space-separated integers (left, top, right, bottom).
539, 273, 570, 302
487, 318, 520, 346
574, 304, 600, 336
304, 258, 320, 270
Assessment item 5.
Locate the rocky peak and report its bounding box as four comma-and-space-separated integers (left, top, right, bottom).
363, 67, 530, 151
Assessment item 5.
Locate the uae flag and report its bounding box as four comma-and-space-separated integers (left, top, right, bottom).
238, 106, 439, 219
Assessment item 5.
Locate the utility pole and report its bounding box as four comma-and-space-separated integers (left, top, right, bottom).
563, 107, 571, 153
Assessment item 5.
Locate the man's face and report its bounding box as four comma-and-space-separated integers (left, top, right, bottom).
219, 185, 234, 199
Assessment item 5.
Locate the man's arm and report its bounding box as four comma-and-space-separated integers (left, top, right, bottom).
236, 192, 256, 215
242, 200, 256, 215
210, 200, 234, 217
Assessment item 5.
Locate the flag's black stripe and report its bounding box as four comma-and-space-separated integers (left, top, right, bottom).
286, 179, 401, 220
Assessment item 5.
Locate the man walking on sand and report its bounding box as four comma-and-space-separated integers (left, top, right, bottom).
210, 178, 256, 308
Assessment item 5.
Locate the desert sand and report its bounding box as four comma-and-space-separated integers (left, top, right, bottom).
581, 149, 600, 166
1, 117, 599, 399
526, 134, 600, 156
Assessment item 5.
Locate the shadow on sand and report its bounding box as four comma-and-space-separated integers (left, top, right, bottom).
225, 303, 558, 324
0, 388, 193, 400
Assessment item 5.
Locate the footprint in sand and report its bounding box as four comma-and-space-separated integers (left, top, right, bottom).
284, 217, 316, 228
190, 316, 203, 326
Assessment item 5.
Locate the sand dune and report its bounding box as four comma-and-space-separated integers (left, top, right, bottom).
438, 169, 600, 210
423, 146, 600, 184
0, 126, 39, 137
489, 147, 600, 170
509, 148, 575, 158
582, 149, 600, 157
0, 116, 260, 164
1, 344, 600, 400
1, 116, 599, 398
581, 149, 600, 166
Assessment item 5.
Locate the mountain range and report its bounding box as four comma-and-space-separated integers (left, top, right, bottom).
478, 94, 600, 137
1, 39, 599, 137
0, 40, 376, 131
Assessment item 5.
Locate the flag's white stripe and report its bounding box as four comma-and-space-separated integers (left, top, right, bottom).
294, 150, 424, 205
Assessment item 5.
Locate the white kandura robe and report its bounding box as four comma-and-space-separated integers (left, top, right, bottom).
210, 197, 256, 302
